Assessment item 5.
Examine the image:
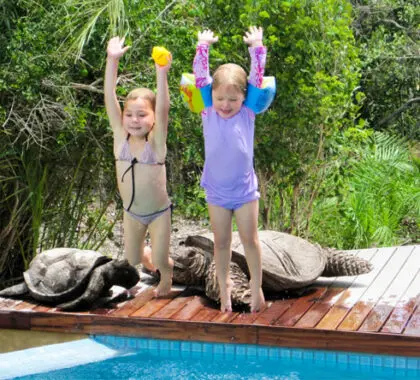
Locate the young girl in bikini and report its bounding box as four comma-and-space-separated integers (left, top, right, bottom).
104, 36, 173, 296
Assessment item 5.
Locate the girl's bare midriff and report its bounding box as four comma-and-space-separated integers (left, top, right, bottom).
116, 160, 169, 214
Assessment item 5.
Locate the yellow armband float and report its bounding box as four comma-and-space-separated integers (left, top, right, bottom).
179, 74, 206, 113
179, 74, 276, 114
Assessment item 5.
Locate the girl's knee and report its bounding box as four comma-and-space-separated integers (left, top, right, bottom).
240, 235, 260, 250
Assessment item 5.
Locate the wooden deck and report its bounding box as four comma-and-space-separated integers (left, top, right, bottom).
0, 245, 419, 357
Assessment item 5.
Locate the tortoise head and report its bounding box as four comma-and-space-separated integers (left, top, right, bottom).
108, 259, 140, 289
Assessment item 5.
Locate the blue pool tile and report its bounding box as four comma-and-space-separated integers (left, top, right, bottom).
212, 343, 224, 355
191, 342, 203, 353
257, 347, 268, 359
348, 353, 360, 366
148, 338, 159, 350
236, 344, 246, 356
337, 353, 348, 364
325, 351, 337, 364
406, 358, 418, 370
395, 356, 407, 369
302, 350, 314, 361
224, 343, 236, 358
268, 347, 280, 360
359, 354, 372, 367
372, 355, 383, 367
169, 340, 180, 351
246, 345, 258, 358
314, 350, 325, 361
202, 342, 214, 356
383, 356, 396, 368
136, 338, 148, 349
159, 340, 170, 351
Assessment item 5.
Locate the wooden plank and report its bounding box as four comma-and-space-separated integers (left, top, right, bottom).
12, 311, 419, 356
382, 269, 420, 334
33, 305, 53, 313
170, 296, 213, 321
0, 299, 22, 310
294, 287, 346, 328
190, 307, 220, 322
294, 250, 365, 328
0, 310, 31, 330
252, 299, 295, 325
109, 286, 155, 317
29, 313, 259, 345
316, 247, 392, 330
404, 303, 420, 336
274, 287, 328, 327
11, 300, 37, 311
152, 287, 201, 319
359, 246, 418, 332
130, 287, 184, 318
256, 325, 420, 357
338, 245, 413, 331
230, 310, 264, 325
211, 311, 239, 323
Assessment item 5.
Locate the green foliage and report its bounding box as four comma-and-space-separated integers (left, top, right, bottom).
310, 132, 420, 248
352, 0, 419, 139
0, 0, 418, 287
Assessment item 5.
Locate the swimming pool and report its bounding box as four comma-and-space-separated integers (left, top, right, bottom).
1, 335, 419, 379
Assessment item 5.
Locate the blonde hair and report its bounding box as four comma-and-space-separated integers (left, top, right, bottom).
125, 88, 156, 110
213, 64, 247, 95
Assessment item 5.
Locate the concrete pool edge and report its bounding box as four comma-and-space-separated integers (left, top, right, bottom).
0, 338, 122, 379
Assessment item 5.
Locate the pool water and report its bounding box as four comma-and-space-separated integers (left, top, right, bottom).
1, 335, 419, 380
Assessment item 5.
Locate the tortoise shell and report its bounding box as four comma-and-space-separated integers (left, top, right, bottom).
185, 230, 327, 292
23, 248, 111, 303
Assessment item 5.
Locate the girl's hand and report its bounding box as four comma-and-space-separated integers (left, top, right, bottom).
243, 26, 263, 47
198, 30, 219, 46
107, 36, 130, 59
156, 53, 172, 74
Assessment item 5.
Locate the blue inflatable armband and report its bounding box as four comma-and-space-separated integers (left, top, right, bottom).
199, 83, 212, 108
244, 76, 276, 114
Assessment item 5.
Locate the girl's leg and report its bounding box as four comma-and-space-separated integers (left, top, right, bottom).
208, 204, 234, 312
148, 208, 173, 297
234, 200, 265, 312
123, 211, 148, 266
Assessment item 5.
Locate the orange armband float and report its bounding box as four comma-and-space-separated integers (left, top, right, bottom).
152, 46, 171, 66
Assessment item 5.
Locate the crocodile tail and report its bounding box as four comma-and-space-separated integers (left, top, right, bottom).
322, 248, 373, 277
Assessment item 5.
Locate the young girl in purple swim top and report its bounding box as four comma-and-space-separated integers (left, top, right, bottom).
193, 26, 267, 312
104, 37, 173, 297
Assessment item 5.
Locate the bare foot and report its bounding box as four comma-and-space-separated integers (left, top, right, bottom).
154, 276, 172, 297
219, 279, 233, 312
153, 259, 174, 297
250, 286, 265, 313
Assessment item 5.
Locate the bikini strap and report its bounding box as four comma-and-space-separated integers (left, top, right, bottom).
121, 157, 138, 212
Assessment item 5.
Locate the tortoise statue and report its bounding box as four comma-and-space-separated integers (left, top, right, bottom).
166, 230, 373, 308
0, 248, 140, 310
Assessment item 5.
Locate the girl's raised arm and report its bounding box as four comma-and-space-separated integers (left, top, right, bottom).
193, 30, 218, 88
153, 58, 171, 151
244, 26, 266, 88
104, 37, 130, 130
